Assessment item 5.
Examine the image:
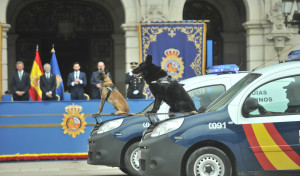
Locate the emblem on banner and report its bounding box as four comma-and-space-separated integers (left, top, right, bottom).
56, 75, 62, 88
161, 48, 184, 79
62, 104, 86, 138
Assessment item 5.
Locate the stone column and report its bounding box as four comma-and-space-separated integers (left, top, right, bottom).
121, 23, 139, 73
111, 33, 126, 95
243, 22, 267, 71
2, 23, 11, 94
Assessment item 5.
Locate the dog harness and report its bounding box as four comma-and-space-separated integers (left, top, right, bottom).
103, 85, 117, 101
151, 75, 176, 84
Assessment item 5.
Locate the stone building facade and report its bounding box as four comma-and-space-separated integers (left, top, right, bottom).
1, 0, 300, 95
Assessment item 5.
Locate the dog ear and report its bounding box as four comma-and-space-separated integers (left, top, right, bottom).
145, 55, 152, 64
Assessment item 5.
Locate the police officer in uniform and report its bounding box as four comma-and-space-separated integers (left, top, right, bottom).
125, 62, 145, 99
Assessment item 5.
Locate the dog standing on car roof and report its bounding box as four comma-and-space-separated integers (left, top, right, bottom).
132, 55, 197, 113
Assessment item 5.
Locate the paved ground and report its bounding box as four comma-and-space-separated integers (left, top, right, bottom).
0, 160, 127, 176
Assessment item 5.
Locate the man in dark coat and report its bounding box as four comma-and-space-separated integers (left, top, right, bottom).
11, 61, 30, 101
40, 63, 57, 101
90, 61, 111, 99
125, 62, 145, 99
67, 62, 87, 100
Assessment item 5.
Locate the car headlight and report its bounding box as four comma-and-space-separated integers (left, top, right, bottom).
97, 118, 123, 134
151, 118, 184, 137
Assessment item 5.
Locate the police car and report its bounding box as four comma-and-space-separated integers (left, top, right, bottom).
87, 65, 248, 175
139, 60, 300, 176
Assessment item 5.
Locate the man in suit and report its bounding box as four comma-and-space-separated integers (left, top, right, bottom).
67, 62, 87, 100
90, 61, 111, 99
40, 63, 57, 101
125, 62, 145, 99
11, 61, 30, 101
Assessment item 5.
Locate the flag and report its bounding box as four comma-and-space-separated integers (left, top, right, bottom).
29, 46, 44, 101
50, 47, 64, 100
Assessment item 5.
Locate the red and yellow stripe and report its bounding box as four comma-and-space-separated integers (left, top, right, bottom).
243, 123, 300, 170
0, 153, 88, 162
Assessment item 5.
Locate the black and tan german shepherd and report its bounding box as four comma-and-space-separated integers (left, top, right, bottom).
132, 55, 197, 113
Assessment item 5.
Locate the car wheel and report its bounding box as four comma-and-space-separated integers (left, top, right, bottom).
119, 167, 129, 175
124, 141, 141, 176
186, 147, 232, 176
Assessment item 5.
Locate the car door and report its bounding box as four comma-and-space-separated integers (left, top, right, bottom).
239, 75, 300, 172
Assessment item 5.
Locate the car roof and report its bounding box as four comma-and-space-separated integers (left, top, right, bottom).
253, 60, 300, 75
179, 72, 249, 85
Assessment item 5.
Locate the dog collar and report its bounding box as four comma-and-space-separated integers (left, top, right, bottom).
151, 75, 176, 84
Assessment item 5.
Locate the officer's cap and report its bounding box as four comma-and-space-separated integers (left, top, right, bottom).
130, 62, 139, 67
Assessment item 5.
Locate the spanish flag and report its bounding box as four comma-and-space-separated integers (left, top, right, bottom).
29, 46, 44, 101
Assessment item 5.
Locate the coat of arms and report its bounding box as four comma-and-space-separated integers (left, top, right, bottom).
161, 48, 184, 79
56, 75, 62, 88
31, 76, 40, 89
61, 104, 86, 138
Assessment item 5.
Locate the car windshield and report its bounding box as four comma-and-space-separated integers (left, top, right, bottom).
143, 102, 154, 113
205, 73, 261, 113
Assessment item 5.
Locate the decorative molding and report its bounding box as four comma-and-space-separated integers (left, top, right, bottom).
121, 23, 138, 31
267, 2, 291, 52
141, 5, 166, 22
2, 24, 11, 38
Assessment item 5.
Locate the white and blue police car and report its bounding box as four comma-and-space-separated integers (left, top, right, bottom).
87, 65, 248, 176
139, 59, 300, 176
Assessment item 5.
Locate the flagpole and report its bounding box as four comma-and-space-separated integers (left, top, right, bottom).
51, 44, 55, 53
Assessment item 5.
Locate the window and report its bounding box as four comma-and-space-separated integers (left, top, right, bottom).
206, 73, 261, 113
247, 75, 300, 117
188, 85, 226, 112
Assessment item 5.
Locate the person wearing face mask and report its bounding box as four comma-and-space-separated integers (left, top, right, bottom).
67, 62, 87, 100
90, 61, 111, 99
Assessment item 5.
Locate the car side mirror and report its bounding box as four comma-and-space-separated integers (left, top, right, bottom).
242, 97, 259, 115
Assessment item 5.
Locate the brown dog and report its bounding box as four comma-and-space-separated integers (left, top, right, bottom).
96, 69, 129, 115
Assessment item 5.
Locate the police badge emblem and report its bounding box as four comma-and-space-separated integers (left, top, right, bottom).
61, 104, 86, 138
161, 48, 184, 79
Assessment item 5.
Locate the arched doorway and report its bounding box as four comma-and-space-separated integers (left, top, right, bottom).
183, 0, 247, 70
10, 0, 116, 96
183, 0, 223, 65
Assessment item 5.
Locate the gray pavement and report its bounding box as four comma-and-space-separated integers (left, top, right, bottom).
0, 160, 127, 176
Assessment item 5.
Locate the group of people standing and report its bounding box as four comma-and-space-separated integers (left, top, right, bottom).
11, 60, 145, 101
11, 61, 61, 101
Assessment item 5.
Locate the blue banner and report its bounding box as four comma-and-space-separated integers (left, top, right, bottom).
138, 21, 207, 98
50, 50, 65, 100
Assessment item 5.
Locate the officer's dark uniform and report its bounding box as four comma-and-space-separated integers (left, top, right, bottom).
125, 62, 145, 99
